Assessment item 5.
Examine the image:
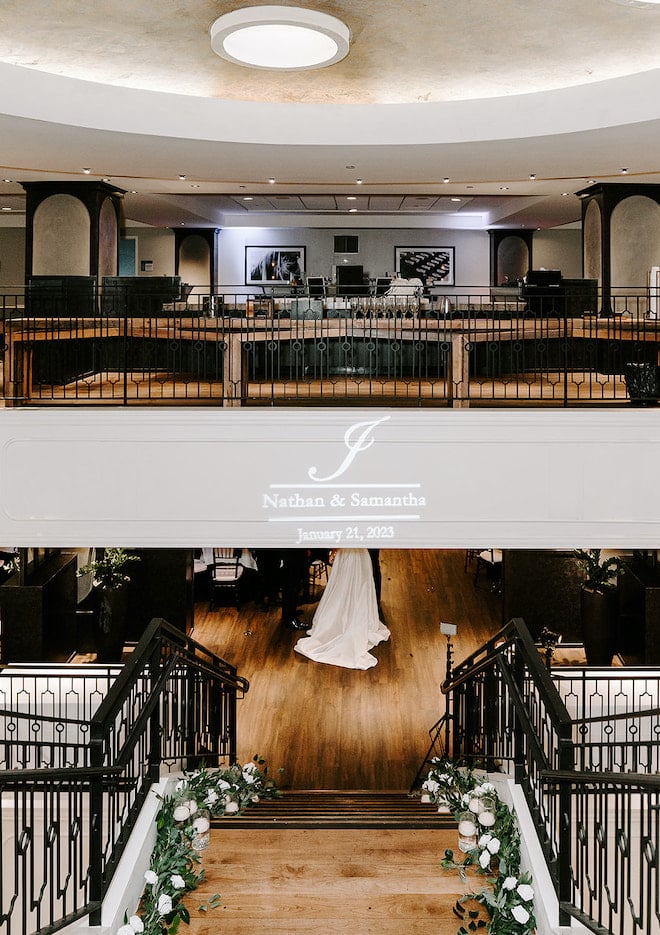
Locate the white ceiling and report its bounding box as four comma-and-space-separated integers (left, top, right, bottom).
2, 0, 660, 231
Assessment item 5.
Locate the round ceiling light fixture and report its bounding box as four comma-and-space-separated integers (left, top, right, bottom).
608, 0, 660, 7
210, 6, 350, 70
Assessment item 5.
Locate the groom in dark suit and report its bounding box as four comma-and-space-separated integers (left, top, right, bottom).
279, 549, 309, 631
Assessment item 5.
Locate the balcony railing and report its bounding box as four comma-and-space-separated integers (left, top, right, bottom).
441, 617, 660, 935
2, 284, 660, 407
0, 618, 249, 935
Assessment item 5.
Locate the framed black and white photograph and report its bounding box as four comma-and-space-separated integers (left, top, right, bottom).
394, 246, 455, 287
245, 246, 306, 285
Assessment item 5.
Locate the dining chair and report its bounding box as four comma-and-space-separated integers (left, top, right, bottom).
308, 556, 330, 598
474, 548, 503, 593
209, 548, 244, 610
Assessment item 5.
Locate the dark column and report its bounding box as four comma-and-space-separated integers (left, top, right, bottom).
578, 182, 660, 316
488, 229, 533, 286
174, 228, 219, 292
21, 181, 125, 279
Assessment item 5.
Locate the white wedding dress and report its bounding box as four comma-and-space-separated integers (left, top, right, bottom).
294, 549, 390, 669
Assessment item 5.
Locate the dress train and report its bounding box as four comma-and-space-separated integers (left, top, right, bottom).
294, 549, 390, 670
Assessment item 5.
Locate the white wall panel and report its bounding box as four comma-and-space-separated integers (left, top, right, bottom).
0, 408, 658, 548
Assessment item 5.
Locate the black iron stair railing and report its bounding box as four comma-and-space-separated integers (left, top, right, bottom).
437, 616, 660, 935
0, 617, 249, 935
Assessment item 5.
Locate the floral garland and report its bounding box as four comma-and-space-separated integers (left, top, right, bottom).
117, 756, 281, 935
421, 757, 536, 935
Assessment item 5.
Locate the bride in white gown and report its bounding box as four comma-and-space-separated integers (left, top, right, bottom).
294, 549, 390, 670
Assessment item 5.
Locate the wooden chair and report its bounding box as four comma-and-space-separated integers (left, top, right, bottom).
209, 548, 244, 610
474, 549, 503, 593
463, 549, 480, 572
308, 557, 330, 598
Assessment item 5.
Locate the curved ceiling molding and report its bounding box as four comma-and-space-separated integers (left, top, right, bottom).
3, 62, 660, 150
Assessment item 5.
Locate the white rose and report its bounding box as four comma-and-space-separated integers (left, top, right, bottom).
218, 779, 230, 791
170, 874, 185, 890
480, 782, 495, 794
205, 790, 219, 805
502, 876, 517, 890
511, 904, 530, 925
193, 816, 210, 834
243, 762, 257, 773
478, 833, 491, 848
251, 794, 260, 803
486, 837, 501, 854
224, 801, 240, 814
144, 870, 158, 885
129, 915, 145, 932
173, 805, 190, 822
479, 849, 492, 869
184, 799, 198, 814
175, 779, 187, 791
517, 883, 534, 902
242, 771, 256, 784
117, 925, 134, 935
462, 793, 471, 805
423, 779, 439, 793
157, 894, 173, 916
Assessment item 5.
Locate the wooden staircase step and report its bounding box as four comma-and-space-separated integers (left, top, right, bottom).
187, 827, 487, 935
212, 790, 456, 829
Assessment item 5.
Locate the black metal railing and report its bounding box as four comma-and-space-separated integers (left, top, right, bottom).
0, 618, 249, 935
446, 618, 575, 882
441, 617, 660, 935
542, 770, 660, 935
2, 284, 660, 407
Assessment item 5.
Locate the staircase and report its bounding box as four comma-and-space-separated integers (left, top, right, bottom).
213, 790, 456, 829
192, 792, 480, 935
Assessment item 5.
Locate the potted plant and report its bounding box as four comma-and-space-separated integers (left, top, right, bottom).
77, 548, 139, 663
573, 549, 625, 665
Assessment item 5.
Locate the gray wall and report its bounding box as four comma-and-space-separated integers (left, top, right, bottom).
0, 228, 25, 287
0, 224, 583, 291
218, 227, 491, 292
534, 229, 582, 279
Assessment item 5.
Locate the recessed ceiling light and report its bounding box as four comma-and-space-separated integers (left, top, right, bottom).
243, 196, 253, 201
499, 186, 509, 191
2, 178, 12, 183
349, 208, 358, 213
178, 174, 186, 180
191, 184, 200, 188
450, 197, 461, 202
1, 206, 11, 212
82, 167, 91, 174
130, 190, 138, 194
443, 178, 449, 183
466, 185, 474, 189
621, 167, 629, 174
561, 192, 569, 196
345, 165, 355, 169
356, 178, 363, 185
347, 195, 357, 200
268, 177, 276, 184
529, 173, 536, 180
210, 6, 350, 70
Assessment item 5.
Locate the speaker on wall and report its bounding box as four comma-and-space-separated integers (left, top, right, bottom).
334, 235, 359, 254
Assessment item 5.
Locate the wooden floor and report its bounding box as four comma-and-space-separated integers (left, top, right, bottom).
17, 370, 629, 405
192, 549, 502, 790
187, 826, 489, 935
